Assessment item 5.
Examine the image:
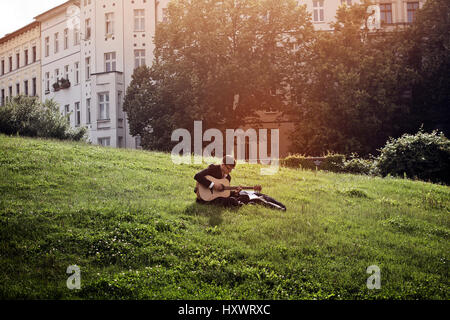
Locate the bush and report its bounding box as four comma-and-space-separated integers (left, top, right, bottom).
342, 154, 375, 175
376, 129, 450, 184
281, 153, 345, 172
0, 96, 87, 141
281, 152, 376, 175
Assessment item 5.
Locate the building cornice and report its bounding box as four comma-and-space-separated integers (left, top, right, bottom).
34, 0, 80, 22
0, 21, 40, 46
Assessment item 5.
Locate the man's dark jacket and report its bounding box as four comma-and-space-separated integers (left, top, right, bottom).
194, 164, 231, 190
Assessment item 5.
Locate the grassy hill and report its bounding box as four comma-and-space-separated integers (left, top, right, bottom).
0, 134, 448, 299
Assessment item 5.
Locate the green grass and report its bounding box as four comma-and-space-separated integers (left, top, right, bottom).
0, 134, 449, 299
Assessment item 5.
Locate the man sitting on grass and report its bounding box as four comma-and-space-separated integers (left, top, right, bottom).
194, 155, 243, 207
194, 155, 286, 210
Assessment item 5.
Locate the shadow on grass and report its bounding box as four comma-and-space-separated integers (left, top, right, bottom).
183, 201, 240, 227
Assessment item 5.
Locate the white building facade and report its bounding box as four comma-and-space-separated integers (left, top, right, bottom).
0, 22, 41, 106
36, 1, 82, 137
298, 0, 426, 31
34, 0, 170, 149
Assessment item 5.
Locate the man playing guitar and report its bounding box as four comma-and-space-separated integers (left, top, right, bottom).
194, 155, 286, 211
194, 155, 244, 207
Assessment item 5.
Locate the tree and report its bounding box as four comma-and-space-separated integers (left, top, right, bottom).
402, 0, 450, 137
124, 0, 313, 150
289, 1, 415, 156
123, 66, 183, 151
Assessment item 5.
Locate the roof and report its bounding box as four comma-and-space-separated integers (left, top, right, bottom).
0, 21, 40, 45
34, 0, 80, 22
0, 0, 80, 45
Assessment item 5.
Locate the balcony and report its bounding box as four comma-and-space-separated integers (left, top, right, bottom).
52, 78, 71, 92
93, 71, 124, 86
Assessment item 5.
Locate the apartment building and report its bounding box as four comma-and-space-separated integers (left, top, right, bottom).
300, 0, 425, 31
33, 0, 170, 148
78, 0, 170, 148
0, 22, 41, 106
35, 1, 83, 137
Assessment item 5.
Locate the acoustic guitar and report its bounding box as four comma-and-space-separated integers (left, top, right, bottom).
196, 175, 262, 202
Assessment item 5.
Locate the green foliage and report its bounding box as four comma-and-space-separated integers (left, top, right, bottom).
0, 96, 87, 141
281, 153, 344, 171
342, 154, 376, 175
124, 0, 314, 150
290, 1, 415, 156
376, 129, 450, 184
402, 0, 450, 136
281, 153, 372, 174
123, 66, 176, 150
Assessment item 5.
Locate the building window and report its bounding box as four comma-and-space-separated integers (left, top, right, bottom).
64, 28, 69, 50
134, 49, 146, 68
32, 46, 37, 62
64, 65, 69, 80
75, 62, 80, 84
1, 60, 4, 75
118, 91, 122, 113
1, 89, 5, 106
98, 137, 111, 147
105, 13, 114, 36
64, 104, 70, 123
75, 102, 81, 126
45, 72, 50, 93
407, 2, 419, 23
86, 57, 91, 80
86, 98, 91, 124
16, 83, 20, 96
55, 69, 59, 82
32, 78, 37, 96
98, 93, 110, 120
45, 37, 50, 57
134, 9, 145, 31
24, 80, 29, 96
9, 56, 12, 72
104, 52, 116, 72
85, 18, 91, 40
313, 0, 324, 22
54, 32, 59, 53
380, 3, 392, 24
16, 53, 20, 69
74, 25, 80, 45
24, 50, 29, 66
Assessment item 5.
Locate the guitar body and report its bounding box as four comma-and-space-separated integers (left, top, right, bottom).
196, 176, 231, 202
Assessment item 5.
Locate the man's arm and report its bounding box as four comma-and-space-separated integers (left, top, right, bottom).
194, 165, 219, 190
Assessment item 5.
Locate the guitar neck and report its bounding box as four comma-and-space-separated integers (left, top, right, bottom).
224, 186, 255, 191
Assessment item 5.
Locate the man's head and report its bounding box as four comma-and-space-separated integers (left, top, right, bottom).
221, 155, 236, 175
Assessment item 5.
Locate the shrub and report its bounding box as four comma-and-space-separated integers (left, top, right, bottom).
281, 152, 376, 175
281, 153, 345, 172
0, 96, 87, 141
342, 154, 375, 175
376, 129, 450, 184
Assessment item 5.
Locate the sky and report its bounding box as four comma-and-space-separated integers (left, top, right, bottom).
0, 0, 66, 38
